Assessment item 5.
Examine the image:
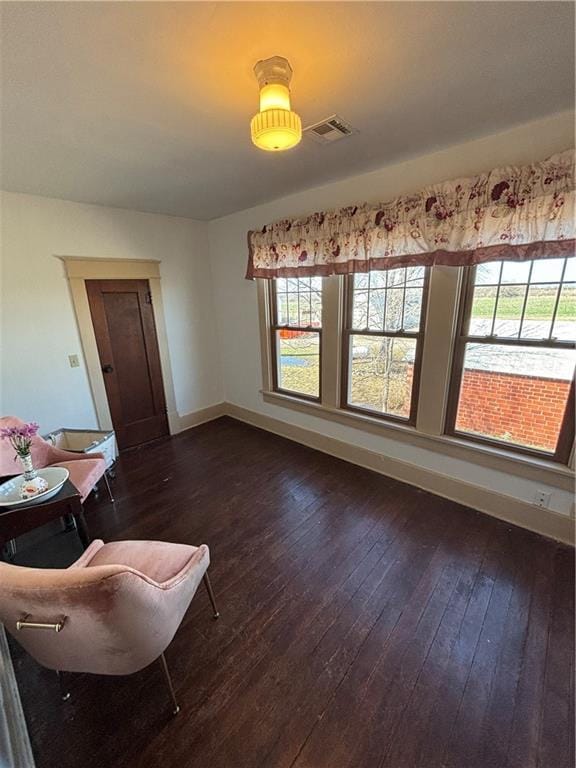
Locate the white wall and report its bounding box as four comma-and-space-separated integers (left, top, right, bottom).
0, 192, 222, 433
208, 111, 575, 517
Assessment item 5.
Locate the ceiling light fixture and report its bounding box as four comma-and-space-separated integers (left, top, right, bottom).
250, 56, 302, 152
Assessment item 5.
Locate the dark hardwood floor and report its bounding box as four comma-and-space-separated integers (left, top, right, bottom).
8, 417, 575, 768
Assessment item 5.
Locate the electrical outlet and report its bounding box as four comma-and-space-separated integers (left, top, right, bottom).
68, 354, 80, 368
533, 490, 552, 509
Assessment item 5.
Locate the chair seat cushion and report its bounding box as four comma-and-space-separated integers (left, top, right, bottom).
85, 540, 199, 584
51, 457, 106, 502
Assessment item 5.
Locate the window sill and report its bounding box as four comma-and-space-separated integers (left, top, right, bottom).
261, 389, 574, 491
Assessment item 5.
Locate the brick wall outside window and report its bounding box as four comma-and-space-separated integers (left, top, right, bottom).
455, 369, 571, 451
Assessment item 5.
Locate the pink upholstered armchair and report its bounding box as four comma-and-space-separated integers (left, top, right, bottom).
0, 416, 112, 503
0, 539, 219, 714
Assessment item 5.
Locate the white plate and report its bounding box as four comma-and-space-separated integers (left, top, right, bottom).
0, 467, 70, 508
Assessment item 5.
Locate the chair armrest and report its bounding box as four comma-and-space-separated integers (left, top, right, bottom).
157, 545, 210, 590
62, 543, 211, 591
45, 445, 105, 464
68, 539, 106, 568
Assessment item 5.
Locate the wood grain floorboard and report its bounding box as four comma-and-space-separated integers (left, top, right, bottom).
537, 546, 575, 768
7, 417, 574, 768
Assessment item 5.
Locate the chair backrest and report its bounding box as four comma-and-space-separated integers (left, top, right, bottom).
0, 557, 193, 675
0, 416, 53, 476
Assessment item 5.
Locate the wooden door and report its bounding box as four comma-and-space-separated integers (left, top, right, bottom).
86, 279, 169, 450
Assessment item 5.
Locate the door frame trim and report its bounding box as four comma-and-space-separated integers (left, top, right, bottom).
59, 257, 179, 435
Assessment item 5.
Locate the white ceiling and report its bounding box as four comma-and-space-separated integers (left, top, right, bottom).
0, 2, 574, 220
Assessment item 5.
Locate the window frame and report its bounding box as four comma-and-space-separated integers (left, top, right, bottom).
445, 263, 576, 464
340, 267, 431, 426
268, 278, 323, 403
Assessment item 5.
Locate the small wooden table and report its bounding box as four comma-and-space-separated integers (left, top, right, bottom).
0, 479, 89, 552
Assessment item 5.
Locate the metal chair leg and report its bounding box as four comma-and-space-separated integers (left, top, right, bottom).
102, 472, 115, 503
56, 670, 70, 702
159, 653, 180, 715
203, 573, 220, 619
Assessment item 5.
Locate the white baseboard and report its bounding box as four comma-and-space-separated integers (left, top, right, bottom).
224, 402, 575, 546
167, 409, 180, 435
176, 402, 227, 433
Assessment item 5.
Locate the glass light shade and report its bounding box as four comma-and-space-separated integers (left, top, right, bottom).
251, 109, 302, 151
259, 83, 291, 111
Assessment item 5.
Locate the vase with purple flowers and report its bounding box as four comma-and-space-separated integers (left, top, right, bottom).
0, 422, 48, 498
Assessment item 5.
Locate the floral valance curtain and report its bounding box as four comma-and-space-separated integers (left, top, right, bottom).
246, 149, 575, 279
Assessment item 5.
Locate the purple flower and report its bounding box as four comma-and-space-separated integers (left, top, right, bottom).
0, 423, 38, 439
1, 422, 39, 456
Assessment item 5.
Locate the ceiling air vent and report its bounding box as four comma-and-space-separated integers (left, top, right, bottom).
304, 115, 357, 144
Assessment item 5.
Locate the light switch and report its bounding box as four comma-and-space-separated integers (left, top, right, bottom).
69, 354, 80, 368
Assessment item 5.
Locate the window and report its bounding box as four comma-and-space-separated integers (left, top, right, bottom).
446, 257, 576, 461
270, 277, 322, 400
342, 267, 429, 423
258, 257, 575, 476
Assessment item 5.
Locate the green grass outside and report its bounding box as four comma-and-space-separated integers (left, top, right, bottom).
473, 293, 575, 320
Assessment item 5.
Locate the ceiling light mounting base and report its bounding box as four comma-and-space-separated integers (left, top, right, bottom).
253, 56, 293, 89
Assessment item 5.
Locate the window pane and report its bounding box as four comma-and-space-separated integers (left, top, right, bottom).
348, 335, 416, 418
384, 289, 403, 331
520, 284, 557, 340
352, 290, 368, 329
370, 271, 387, 289
469, 286, 497, 335
493, 285, 526, 337
368, 290, 385, 330
564, 258, 576, 282
310, 284, 322, 326
345, 269, 427, 421
531, 258, 565, 283
286, 293, 298, 325
276, 331, 320, 398
500, 261, 531, 283
406, 266, 426, 287
470, 257, 576, 339
455, 343, 576, 453
475, 262, 502, 285
403, 288, 424, 331
553, 284, 576, 341
385, 268, 404, 288
350, 268, 426, 334
354, 273, 369, 290
276, 293, 288, 325
386, 266, 424, 288
276, 278, 322, 328
299, 291, 312, 326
